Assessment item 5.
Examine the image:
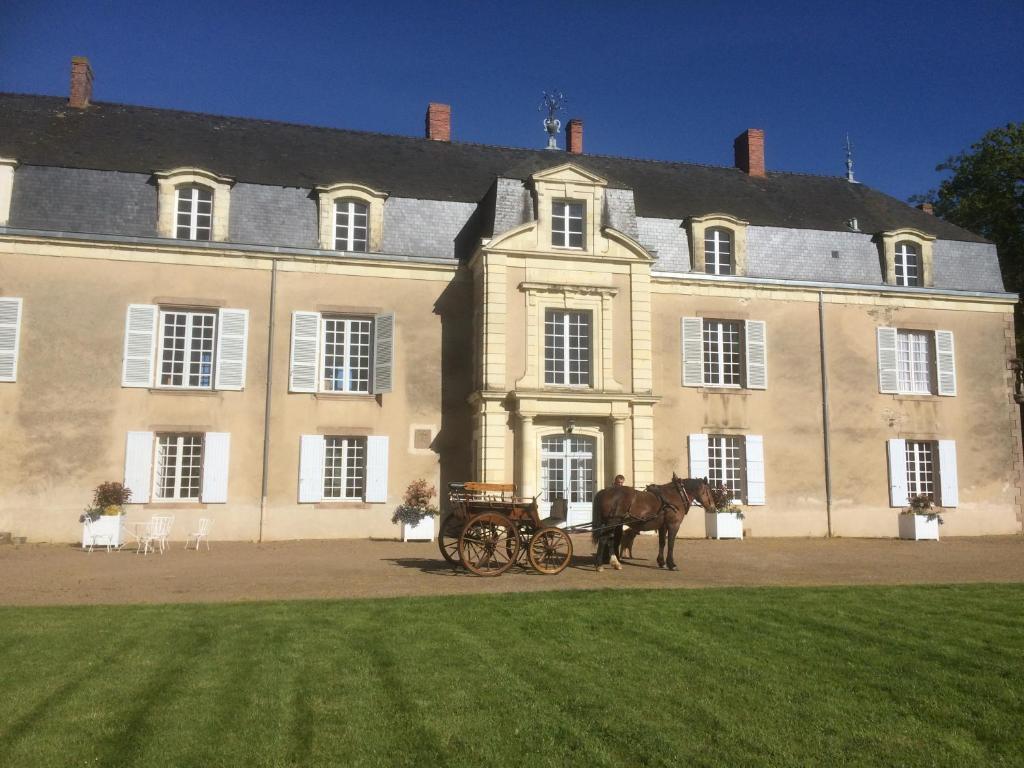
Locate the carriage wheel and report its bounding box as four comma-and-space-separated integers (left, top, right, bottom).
458, 513, 520, 577
527, 528, 573, 575
437, 517, 463, 565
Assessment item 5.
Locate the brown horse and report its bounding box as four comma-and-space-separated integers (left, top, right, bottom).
591, 474, 715, 571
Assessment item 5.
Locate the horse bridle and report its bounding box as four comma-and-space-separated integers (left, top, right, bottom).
672, 476, 705, 510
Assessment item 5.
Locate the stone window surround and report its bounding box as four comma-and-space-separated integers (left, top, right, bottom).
154, 168, 233, 242
517, 282, 620, 392
0, 157, 18, 226
316, 182, 387, 252
687, 213, 749, 276
528, 166, 606, 257
879, 228, 935, 288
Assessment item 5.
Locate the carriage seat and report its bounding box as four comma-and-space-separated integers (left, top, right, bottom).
539, 497, 568, 528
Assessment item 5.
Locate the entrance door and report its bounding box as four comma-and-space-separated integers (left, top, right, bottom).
540, 435, 596, 528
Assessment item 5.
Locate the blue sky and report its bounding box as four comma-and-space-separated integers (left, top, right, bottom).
1, 0, 1020, 202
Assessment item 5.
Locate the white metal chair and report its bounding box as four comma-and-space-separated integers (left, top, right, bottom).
185, 518, 213, 551
135, 521, 157, 555
82, 516, 112, 553
152, 515, 174, 553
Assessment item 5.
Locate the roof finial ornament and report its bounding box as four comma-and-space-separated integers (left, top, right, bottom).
539, 90, 567, 150
844, 134, 858, 183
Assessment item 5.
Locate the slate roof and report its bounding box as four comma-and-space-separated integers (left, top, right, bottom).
0, 93, 986, 243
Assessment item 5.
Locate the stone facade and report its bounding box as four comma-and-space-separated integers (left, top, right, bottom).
0, 91, 1020, 543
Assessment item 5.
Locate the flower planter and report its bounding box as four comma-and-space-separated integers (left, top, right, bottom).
403, 515, 436, 542
899, 513, 940, 541
705, 511, 744, 540
81, 515, 123, 549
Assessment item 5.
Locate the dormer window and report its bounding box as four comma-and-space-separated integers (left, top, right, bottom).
552, 200, 584, 249
154, 168, 233, 242
894, 241, 921, 287
704, 228, 733, 275
334, 200, 369, 252
175, 185, 213, 241
317, 183, 387, 252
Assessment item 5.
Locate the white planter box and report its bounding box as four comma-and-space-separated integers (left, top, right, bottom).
403, 515, 436, 542
81, 515, 123, 548
899, 513, 940, 541
706, 511, 744, 540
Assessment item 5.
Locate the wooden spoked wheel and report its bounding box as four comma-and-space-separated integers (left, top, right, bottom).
458, 513, 520, 576
527, 528, 573, 575
437, 517, 463, 564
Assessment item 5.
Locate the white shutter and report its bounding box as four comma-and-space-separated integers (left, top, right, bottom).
681, 317, 703, 387
122, 304, 158, 388
745, 320, 767, 390
365, 435, 390, 503
0, 297, 23, 382
215, 308, 249, 390
877, 327, 898, 394
935, 331, 957, 396
688, 433, 709, 479
745, 435, 765, 505
201, 432, 231, 503
887, 438, 908, 507
372, 312, 395, 395
937, 440, 959, 507
124, 431, 154, 503
298, 434, 325, 503
289, 311, 321, 393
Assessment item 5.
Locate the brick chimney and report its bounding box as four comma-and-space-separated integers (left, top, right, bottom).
69, 56, 94, 109
917, 202, 934, 215
566, 118, 583, 154
733, 128, 765, 177
425, 103, 451, 142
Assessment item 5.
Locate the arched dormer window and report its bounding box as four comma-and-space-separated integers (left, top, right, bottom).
894, 241, 921, 287
334, 199, 369, 252
879, 229, 935, 288
154, 168, 233, 242
704, 227, 733, 275
317, 182, 388, 252
688, 213, 748, 276
176, 184, 213, 241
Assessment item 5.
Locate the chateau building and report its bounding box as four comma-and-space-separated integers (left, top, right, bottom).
1, 58, 1021, 542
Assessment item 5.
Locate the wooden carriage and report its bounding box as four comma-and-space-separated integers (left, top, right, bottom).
438, 482, 574, 576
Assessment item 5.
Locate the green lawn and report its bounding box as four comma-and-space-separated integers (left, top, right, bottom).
1, 585, 1023, 767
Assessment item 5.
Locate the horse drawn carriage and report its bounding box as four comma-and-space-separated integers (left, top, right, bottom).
438, 475, 717, 576
438, 482, 574, 576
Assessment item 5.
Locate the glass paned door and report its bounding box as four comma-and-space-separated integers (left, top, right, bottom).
540, 435, 595, 527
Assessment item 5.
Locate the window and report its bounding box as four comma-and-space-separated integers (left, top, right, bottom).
689, 433, 765, 505
544, 309, 591, 386
708, 435, 745, 503
704, 228, 733, 275
552, 200, 584, 248
175, 185, 213, 241
334, 200, 368, 252
878, 327, 955, 397
887, 438, 958, 508
894, 241, 921, 287
289, 311, 394, 395
897, 330, 932, 394
703, 319, 743, 387
155, 433, 203, 501
323, 437, 366, 500
158, 310, 216, 388
299, 434, 388, 504
905, 440, 936, 500
322, 317, 372, 393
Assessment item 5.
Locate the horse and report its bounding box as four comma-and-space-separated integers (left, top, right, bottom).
591, 474, 715, 572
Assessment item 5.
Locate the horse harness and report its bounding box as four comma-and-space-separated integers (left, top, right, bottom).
620, 481, 689, 527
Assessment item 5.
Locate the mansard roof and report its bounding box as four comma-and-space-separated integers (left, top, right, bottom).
0, 93, 985, 243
